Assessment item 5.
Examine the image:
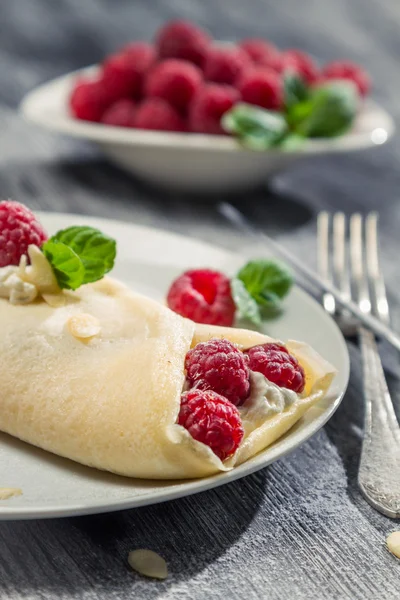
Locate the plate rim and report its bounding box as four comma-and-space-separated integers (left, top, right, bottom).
20, 65, 395, 155
0, 212, 350, 520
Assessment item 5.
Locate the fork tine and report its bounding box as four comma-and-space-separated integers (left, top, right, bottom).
333, 212, 351, 302
365, 213, 390, 325
350, 214, 372, 315
317, 212, 336, 315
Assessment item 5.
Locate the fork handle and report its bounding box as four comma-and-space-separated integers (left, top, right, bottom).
358, 326, 400, 518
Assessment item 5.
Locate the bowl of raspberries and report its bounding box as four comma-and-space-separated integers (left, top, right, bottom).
21, 19, 394, 193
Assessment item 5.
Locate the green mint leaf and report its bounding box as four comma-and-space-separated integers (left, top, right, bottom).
222, 103, 288, 149
278, 132, 305, 151
49, 226, 116, 284
283, 72, 310, 111
42, 240, 85, 290
237, 259, 293, 306
231, 278, 261, 326
290, 81, 358, 138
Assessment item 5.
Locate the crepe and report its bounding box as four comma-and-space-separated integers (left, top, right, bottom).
0, 277, 335, 479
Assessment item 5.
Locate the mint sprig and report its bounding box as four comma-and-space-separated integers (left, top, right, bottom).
231, 278, 262, 326
221, 79, 358, 150
42, 226, 116, 290
232, 259, 293, 326
221, 103, 288, 150
288, 81, 358, 138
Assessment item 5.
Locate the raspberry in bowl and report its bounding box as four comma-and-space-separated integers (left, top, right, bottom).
20, 20, 394, 193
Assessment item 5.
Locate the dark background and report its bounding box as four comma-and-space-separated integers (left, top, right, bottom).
0, 1, 400, 599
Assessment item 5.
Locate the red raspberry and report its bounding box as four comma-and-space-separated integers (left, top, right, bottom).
246, 343, 305, 393
203, 46, 252, 85
178, 389, 244, 461
134, 98, 186, 132
237, 68, 283, 110
121, 41, 156, 68
321, 60, 370, 97
167, 269, 235, 326
280, 50, 319, 84
101, 99, 136, 127
69, 78, 112, 122
189, 84, 240, 134
145, 59, 203, 112
185, 339, 250, 406
102, 46, 154, 100
156, 20, 211, 67
239, 38, 279, 65
0, 200, 48, 267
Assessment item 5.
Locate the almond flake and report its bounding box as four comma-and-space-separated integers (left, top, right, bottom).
0, 487, 22, 500
67, 313, 101, 339
386, 531, 400, 559
128, 549, 168, 580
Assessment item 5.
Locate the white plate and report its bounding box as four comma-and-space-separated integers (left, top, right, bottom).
20, 66, 395, 193
0, 213, 349, 520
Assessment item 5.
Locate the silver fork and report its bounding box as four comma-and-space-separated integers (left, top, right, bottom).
318, 211, 400, 519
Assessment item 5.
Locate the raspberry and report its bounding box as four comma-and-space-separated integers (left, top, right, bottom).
189, 84, 240, 134
134, 98, 186, 132
280, 50, 319, 84
203, 46, 252, 85
156, 20, 211, 67
237, 68, 283, 110
0, 200, 48, 267
69, 78, 112, 122
102, 46, 154, 100
185, 339, 250, 406
101, 99, 136, 127
145, 59, 203, 112
239, 38, 279, 65
167, 269, 235, 326
178, 389, 244, 461
246, 343, 305, 393
321, 60, 370, 97
121, 41, 156, 69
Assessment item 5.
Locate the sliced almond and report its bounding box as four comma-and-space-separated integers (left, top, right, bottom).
128, 550, 168, 580
0, 487, 22, 500
19, 245, 60, 295
42, 293, 68, 308
386, 531, 400, 559
67, 313, 101, 339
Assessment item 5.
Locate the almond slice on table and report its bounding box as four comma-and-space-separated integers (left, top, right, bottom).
386, 531, 400, 559
128, 550, 168, 580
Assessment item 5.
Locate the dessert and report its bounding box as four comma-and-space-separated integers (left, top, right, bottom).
0, 201, 335, 480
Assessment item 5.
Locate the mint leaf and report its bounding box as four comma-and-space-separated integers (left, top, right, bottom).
278, 132, 305, 151
222, 103, 288, 149
290, 81, 358, 138
237, 259, 293, 309
283, 72, 310, 111
50, 226, 116, 285
42, 240, 85, 290
231, 278, 261, 326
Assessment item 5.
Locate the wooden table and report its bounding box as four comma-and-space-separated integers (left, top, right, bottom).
0, 1, 399, 598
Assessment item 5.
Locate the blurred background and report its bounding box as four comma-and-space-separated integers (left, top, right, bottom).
0, 0, 399, 255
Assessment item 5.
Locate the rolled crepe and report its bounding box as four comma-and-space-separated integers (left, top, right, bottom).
0, 277, 335, 479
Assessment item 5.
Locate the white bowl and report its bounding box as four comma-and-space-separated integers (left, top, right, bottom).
20, 66, 395, 193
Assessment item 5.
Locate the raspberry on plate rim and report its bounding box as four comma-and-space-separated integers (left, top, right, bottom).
167, 268, 236, 326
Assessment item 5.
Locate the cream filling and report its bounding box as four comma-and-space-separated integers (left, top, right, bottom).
239, 371, 298, 436
0, 245, 60, 305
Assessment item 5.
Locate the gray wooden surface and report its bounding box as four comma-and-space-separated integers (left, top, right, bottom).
0, 1, 400, 598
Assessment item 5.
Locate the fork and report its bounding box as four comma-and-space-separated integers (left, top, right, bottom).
318, 212, 400, 519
